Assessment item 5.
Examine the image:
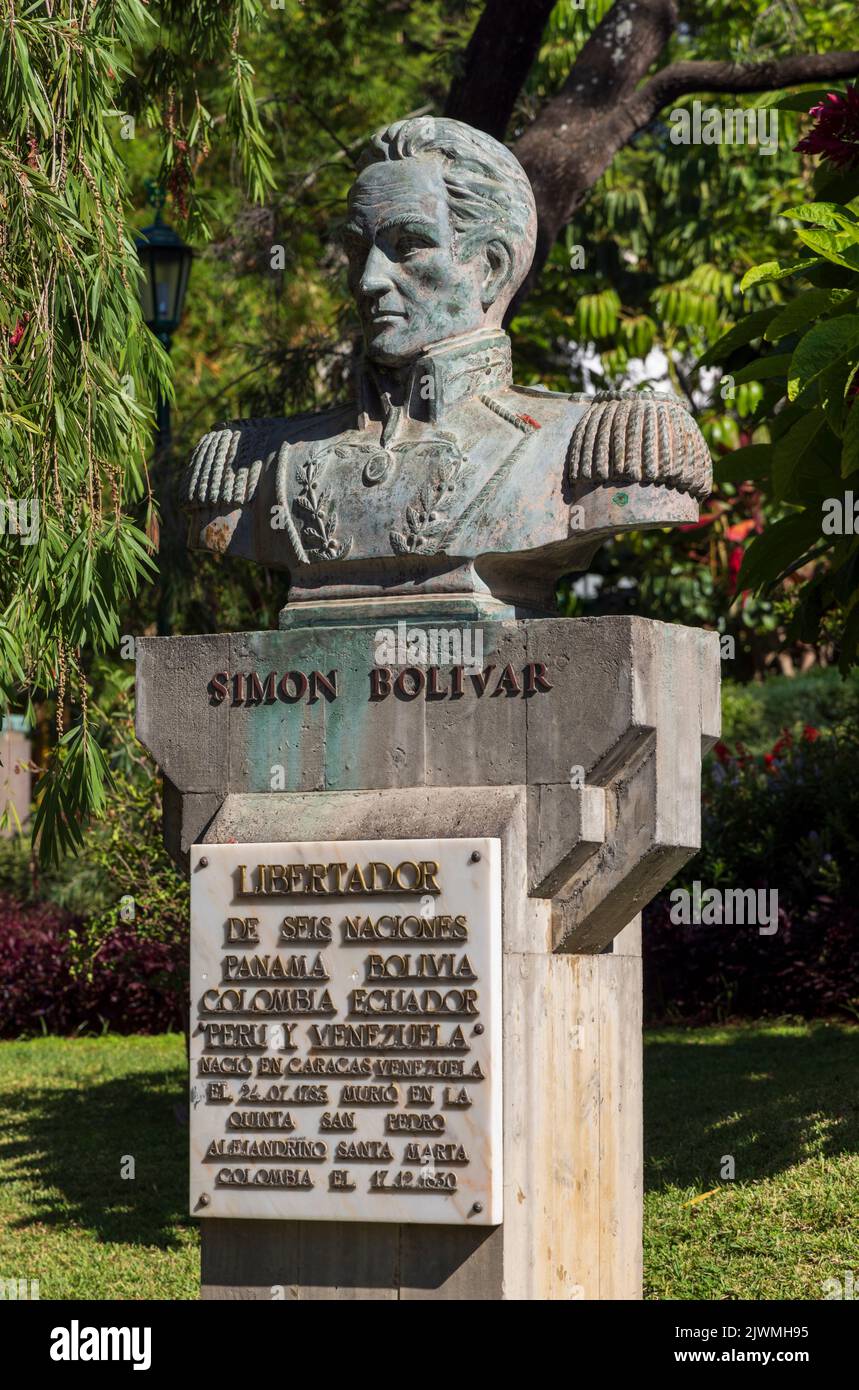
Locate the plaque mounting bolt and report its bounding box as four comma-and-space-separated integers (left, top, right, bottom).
198, 1193, 210, 1208
470, 850, 481, 863
473, 1023, 484, 1035
198, 856, 209, 868
470, 1202, 483, 1216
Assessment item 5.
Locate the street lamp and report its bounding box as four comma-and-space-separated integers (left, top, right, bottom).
135, 181, 193, 637
135, 181, 193, 448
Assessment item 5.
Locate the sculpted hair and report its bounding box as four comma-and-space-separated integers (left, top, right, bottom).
357, 116, 537, 304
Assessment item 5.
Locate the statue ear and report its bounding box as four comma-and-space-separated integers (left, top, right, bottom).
481, 239, 513, 309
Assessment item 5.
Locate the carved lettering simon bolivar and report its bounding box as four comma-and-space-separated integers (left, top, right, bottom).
206, 661, 553, 704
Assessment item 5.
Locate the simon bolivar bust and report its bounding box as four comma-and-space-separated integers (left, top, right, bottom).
181, 116, 711, 619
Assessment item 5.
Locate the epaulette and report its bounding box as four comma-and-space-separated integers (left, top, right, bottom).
180, 405, 352, 510
567, 390, 712, 499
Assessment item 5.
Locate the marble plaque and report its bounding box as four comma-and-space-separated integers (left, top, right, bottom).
189, 837, 502, 1224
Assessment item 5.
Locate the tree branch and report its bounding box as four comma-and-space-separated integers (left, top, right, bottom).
444, 0, 558, 138
509, 0, 859, 308
633, 50, 859, 122
510, 0, 677, 301
445, 1, 859, 311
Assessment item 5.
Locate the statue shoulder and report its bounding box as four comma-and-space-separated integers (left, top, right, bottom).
566, 389, 712, 499
181, 403, 353, 509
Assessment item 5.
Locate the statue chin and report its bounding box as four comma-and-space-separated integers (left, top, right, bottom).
365, 322, 490, 371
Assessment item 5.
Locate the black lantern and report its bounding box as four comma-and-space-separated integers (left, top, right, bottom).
135, 183, 193, 351
135, 182, 193, 450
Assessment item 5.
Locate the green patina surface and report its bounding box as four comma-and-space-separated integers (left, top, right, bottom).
241, 621, 506, 795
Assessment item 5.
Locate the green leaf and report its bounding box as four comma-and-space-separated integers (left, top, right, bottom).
715, 443, 772, 484
772, 410, 825, 501
784, 203, 859, 232
697, 307, 778, 366
787, 316, 859, 401
731, 354, 791, 385
819, 357, 859, 434
771, 90, 836, 113
764, 288, 854, 342
843, 404, 859, 479
737, 511, 824, 592
740, 258, 819, 292
795, 227, 859, 270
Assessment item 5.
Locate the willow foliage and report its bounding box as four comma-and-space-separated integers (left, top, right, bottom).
0, 0, 273, 862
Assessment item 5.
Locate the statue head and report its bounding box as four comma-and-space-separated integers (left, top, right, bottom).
344, 116, 537, 368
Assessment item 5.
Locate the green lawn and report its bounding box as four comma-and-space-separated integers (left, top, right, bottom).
644, 1021, 859, 1300
1, 1024, 856, 1300
0, 1034, 197, 1300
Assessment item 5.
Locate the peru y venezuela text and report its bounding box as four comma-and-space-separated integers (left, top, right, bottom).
207, 661, 553, 706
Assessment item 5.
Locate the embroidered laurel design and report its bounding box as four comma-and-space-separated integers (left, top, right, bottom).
390, 461, 460, 555
388, 435, 469, 556
292, 455, 353, 561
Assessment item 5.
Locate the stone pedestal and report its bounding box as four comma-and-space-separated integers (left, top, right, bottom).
136, 613, 719, 1300
0, 721, 32, 835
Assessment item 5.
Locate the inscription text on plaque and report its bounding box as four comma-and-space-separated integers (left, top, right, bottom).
190, 838, 502, 1224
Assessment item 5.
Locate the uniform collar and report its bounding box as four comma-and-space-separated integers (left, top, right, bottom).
356, 328, 512, 440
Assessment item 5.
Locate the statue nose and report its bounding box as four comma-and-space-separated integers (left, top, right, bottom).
359, 244, 394, 298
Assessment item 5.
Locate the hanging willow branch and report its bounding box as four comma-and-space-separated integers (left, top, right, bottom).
0, 0, 275, 862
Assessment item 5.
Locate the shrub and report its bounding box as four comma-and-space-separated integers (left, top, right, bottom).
0, 678, 189, 1030
721, 667, 859, 752
0, 896, 185, 1038
645, 896, 859, 1025
644, 715, 859, 1022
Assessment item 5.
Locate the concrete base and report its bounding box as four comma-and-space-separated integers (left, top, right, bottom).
135, 614, 719, 1301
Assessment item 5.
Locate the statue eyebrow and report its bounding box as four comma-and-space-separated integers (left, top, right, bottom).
376, 215, 438, 237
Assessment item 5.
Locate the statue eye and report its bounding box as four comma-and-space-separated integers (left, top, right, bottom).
395, 231, 432, 257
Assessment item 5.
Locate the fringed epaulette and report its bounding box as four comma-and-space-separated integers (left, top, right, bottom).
180, 418, 274, 509
567, 390, 712, 500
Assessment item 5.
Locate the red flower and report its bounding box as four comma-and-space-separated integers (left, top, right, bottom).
678, 510, 720, 533
727, 543, 744, 595
725, 519, 758, 544
713, 740, 731, 764
803, 724, 820, 742
8, 311, 31, 350
771, 727, 794, 758
795, 85, 859, 170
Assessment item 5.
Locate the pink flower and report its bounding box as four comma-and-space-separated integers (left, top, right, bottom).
795, 85, 859, 169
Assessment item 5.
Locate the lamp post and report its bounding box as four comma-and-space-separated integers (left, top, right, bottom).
134, 181, 193, 451
135, 182, 193, 635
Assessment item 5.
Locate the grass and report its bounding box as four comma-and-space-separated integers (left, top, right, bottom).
644, 1020, 859, 1300
0, 1034, 197, 1300
0, 1023, 856, 1300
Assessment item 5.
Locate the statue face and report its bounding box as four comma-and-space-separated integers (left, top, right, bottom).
344, 159, 489, 367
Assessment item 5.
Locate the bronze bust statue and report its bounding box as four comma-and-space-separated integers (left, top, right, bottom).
181, 116, 711, 621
